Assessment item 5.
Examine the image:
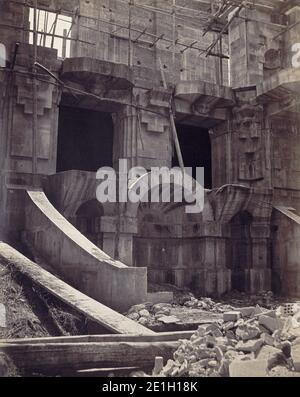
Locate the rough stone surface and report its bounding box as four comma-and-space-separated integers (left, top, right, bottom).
229, 359, 268, 377
236, 339, 264, 353
291, 344, 300, 372
223, 311, 241, 322
0, 304, 6, 328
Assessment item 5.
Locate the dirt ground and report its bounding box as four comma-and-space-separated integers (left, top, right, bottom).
0, 261, 89, 341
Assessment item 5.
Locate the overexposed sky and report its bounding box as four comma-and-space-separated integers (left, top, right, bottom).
29, 7, 72, 58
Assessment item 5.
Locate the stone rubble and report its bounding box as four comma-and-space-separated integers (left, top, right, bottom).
155, 298, 300, 377
125, 294, 236, 327
138, 296, 300, 377
125, 293, 300, 377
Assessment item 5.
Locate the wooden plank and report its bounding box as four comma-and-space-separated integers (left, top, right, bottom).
1, 331, 194, 345
0, 242, 154, 335
76, 367, 138, 376
1, 341, 179, 373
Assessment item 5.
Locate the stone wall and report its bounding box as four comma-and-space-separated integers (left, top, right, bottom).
271, 208, 300, 297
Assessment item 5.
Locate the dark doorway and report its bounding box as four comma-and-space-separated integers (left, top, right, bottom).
172, 124, 212, 189
57, 106, 114, 172
230, 211, 253, 292
74, 199, 103, 249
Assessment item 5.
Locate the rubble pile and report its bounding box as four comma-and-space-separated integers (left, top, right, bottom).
156, 302, 300, 377
126, 303, 177, 326
125, 296, 236, 327
125, 291, 284, 328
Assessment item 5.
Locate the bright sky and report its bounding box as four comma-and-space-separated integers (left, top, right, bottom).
28, 7, 72, 58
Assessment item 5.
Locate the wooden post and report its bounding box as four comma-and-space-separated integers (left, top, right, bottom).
32, 0, 38, 174
159, 58, 185, 173
62, 28, 67, 59
128, 0, 133, 67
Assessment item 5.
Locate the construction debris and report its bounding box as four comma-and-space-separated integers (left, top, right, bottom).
146, 299, 300, 377
0, 304, 6, 328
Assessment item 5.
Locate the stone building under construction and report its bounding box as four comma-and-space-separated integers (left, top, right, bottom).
0, 0, 300, 313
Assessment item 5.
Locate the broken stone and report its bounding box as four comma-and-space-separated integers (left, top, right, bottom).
229, 359, 268, 377
153, 356, 164, 376
177, 360, 189, 376
251, 305, 264, 317
191, 336, 205, 346
291, 344, 300, 372
223, 311, 241, 322
236, 338, 264, 353
261, 332, 275, 346
127, 303, 150, 314
127, 312, 139, 321
267, 352, 288, 371
281, 341, 292, 358
224, 350, 240, 361
139, 309, 150, 318
257, 345, 282, 360
198, 358, 212, 367
259, 315, 283, 333
0, 304, 6, 328
211, 328, 223, 338
197, 325, 207, 337
162, 359, 176, 376
138, 317, 148, 325
0, 354, 9, 377
236, 324, 261, 341
291, 311, 300, 329
208, 360, 218, 368
223, 321, 235, 331
214, 346, 224, 361
225, 330, 236, 339
239, 307, 255, 318
218, 359, 230, 377
157, 315, 180, 324
205, 323, 220, 333
152, 303, 172, 314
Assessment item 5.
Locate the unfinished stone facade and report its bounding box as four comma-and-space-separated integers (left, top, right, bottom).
0, 0, 300, 309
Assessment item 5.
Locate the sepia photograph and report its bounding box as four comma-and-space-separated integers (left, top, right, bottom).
0, 0, 300, 386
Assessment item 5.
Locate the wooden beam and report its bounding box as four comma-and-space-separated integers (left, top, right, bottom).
0, 242, 154, 336
1, 341, 179, 374
1, 331, 194, 345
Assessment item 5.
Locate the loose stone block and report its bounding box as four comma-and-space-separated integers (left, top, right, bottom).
291, 344, 300, 372
229, 359, 268, 377
0, 304, 6, 328
223, 311, 241, 322
236, 338, 264, 353
259, 315, 283, 333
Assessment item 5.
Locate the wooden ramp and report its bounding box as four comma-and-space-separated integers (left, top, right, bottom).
0, 242, 154, 335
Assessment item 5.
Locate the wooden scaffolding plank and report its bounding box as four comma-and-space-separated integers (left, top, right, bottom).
0, 341, 179, 373
0, 242, 154, 335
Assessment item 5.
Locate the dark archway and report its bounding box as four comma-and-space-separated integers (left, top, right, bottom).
74, 199, 104, 248
230, 211, 253, 292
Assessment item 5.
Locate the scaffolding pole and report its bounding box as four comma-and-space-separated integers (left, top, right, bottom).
32, 0, 38, 175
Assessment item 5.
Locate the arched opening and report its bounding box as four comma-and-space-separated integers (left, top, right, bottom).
73, 199, 104, 248
230, 211, 253, 292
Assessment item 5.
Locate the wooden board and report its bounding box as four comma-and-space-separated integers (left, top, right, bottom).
0, 242, 154, 335
1, 341, 179, 374
1, 330, 194, 345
